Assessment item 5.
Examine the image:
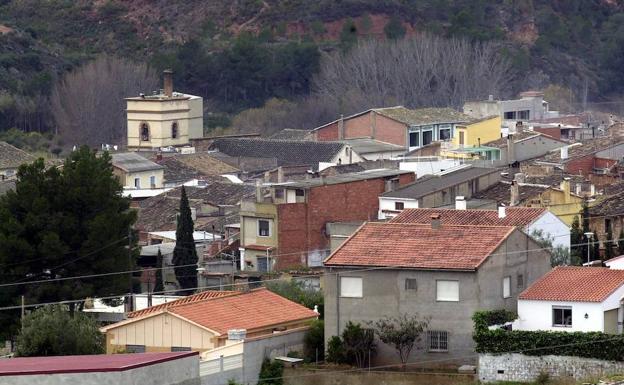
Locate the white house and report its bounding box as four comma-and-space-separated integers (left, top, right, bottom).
606, 255, 624, 270
515, 266, 624, 334
389, 205, 570, 251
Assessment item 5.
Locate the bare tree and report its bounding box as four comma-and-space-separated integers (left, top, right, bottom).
51, 55, 158, 147
313, 35, 514, 113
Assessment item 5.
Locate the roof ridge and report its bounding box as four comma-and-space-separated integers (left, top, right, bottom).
368, 222, 516, 229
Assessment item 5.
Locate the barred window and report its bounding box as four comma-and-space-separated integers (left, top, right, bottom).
428, 331, 448, 352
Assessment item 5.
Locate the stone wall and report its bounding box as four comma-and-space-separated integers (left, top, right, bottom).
478, 353, 624, 383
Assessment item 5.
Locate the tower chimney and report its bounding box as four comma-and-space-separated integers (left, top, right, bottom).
430, 214, 441, 230
255, 180, 263, 203
163, 69, 173, 97
507, 134, 515, 164
510, 180, 519, 206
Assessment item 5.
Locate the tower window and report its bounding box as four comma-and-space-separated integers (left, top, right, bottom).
140, 123, 150, 141
171, 122, 178, 139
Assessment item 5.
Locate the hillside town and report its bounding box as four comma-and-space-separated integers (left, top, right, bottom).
1, 69, 624, 385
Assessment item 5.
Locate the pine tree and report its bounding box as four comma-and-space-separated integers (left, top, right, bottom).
154, 248, 164, 293
172, 186, 198, 295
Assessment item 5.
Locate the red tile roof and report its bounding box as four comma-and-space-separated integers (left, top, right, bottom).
324, 222, 515, 270
170, 288, 318, 334
0, 352, 196, 376
519, 266, 624, 302
390, 207, 548, 227
128, 290, 234, 318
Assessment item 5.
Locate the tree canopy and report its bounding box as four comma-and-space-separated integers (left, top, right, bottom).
0, 146, 137, 337
16, 305, 104, 357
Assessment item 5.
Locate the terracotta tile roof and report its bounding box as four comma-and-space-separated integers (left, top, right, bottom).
519, 266, 624, 302
170, 288, 318, 334
588, 191, 624, 217
472, 181, 548, 206
0, 141, 35, 170
538, 136, 624, 163
324, 222, 515, 270
209, 138, 346, 167
128, 290, 234, 318
390, 207, 548, 227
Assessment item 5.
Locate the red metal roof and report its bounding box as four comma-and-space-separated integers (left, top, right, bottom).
390, 207, 548, 227
519, 266, 624, 302
324, 222, 515, 270
170, 288, 318, 334
0, 352, 197, 376
128, 290, 234, 318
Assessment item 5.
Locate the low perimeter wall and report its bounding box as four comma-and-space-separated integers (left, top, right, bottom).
479, 353, 624, 383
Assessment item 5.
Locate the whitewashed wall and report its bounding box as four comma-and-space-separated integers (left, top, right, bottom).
526, 211, 570, 251
378, 197, 419, 219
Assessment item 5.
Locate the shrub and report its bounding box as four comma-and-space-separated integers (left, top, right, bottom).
326, 336, 346, 364
303, 319, 324, 362
258, 358, 283, 385
473, 310, 624, 361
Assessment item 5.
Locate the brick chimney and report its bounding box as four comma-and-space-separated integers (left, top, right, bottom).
430, 214, 441, 230
163, 69, 173, 97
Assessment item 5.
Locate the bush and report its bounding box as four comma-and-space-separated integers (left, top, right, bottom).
303, 319, 324, 362
473, 310, 624, 361
326, 336, 346, 364
16, 305, 104, 357
258, 358, 283, 385
265, 280, 323, 317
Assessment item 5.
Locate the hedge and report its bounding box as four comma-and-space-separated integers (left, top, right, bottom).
473, 310, 624, 361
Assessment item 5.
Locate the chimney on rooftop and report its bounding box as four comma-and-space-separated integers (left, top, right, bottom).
507, 134, 515, 164
338, 114, 345, 140
498, 206, 506, 219
430, 214, 441, 230
455, 196, 467, 210
561, 177, 571, 204
510, 180, 519, 206
255, 180, 263, 203
163, 69, 173, 97
560, 146, 568, 160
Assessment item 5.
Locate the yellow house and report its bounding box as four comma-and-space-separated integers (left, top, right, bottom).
126, 70, 203, 150
526, 180, 584, 226
100, 288, 318, 354
453, 116, 501, 148
111, 152, 164, 189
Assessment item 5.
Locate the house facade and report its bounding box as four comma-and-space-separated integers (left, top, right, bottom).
515, 267, 624, 334
323, 221, 551, 365
484, 131, 567, 164
452, 116, 501, 148
126, 70, 203, 150
378, 166, 501, 219
588, 191, 624, 253
312, 106, 471, 151
100, 288, 318, 354
111, 152, 165, 190
239, 169, 415, 271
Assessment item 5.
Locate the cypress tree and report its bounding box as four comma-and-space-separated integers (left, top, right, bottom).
172, 186, 198, 295
154, 248, 164, 293
605, 227, 614, 260
570, 215, 583, 264
619, 228, 624, 256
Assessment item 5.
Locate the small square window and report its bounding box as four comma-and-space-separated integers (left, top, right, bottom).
340, 277, 362, 298
553, 306, 572, 327
258, 219, 270, 237
295, 189, 305, 197
395, 202, 405, 211
428, 331, 448, 352
436, 280, 459, 302
405, 278, 417, 291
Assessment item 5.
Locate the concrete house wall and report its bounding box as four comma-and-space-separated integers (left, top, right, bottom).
525, 211, 570, 250
113, 168, 165, 189
499, 135, 566, 163
323, 230, 551, 366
